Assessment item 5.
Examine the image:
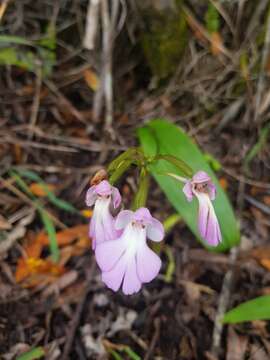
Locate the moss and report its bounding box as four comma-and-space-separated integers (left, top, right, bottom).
141, 2, 187, 80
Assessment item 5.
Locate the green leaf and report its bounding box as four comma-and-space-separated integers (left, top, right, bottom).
223, 296, 270, 323
0, 35, 33, 46
137, 119, 240, 252
39, 209, 59, 263
122, 347, 141, 360
109, 350, 123, 360
156, 154, 193, 177
205, 3, 220, 33
17, 347, 45, 360
15, 169, 77, 213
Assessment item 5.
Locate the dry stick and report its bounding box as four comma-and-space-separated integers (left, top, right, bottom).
0, 0, 9, 22
44, 79, 87, 125
84, 0, 101, 50
101, 0, 114, 137
29, 64, 42, 138
0, 176, 66, 229
254, 9, 270, 122
144, 318, 160, 360
211, 180, 245, 357
61, 263, 95, 360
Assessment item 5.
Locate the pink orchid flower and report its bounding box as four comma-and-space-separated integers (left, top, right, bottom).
183, 171, 222, 246
95, 207, 164, 295
86, 180, 121, 250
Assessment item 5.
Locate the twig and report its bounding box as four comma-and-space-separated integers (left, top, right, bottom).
211, 180, 245, 357
0, 176, 66, 229
144, 318, 160, 360
101, 0, 114, 135
61, 263, 95, 360
211, 246, 238, 357
254, 8, 270, 122
44, 79, 87, 125
0, 210, 34, 254
83, 0, 101, 50
222, 166, 270, 189
0, 0, 9, 22
245, 195, 270, 216
29, 64, 42, 139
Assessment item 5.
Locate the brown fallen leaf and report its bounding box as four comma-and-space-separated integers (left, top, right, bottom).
211, 32, 223, 56
84, 68, 100, 91
249, 247, 270, 271
0, 214, 11, 230
219, 177, 228, 191
15, 224, 90, 287
226, 326, 248, 360
15, 257, 66, 287
29, 182, 56, 197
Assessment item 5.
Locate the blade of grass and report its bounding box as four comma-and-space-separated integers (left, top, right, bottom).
122, 347, 141, 360
109, 350, 124, 360
15, 169, 78, 213
39, 209, 59, 262
9, 171, 60, 261
17, 347, 45, 360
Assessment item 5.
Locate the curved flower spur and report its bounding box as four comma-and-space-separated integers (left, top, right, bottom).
183, 171, 222, 246
85, 180, 121, 250
95, 208, 164, 295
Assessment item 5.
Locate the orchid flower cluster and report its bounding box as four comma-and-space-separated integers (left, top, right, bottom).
86, 153, 222, 295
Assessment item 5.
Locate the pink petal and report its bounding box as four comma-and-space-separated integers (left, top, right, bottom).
122, 256, 142, 295
205, 207, 222, 246
85, 186, 97, 206
192, 171, 211, 184
95, 180, 112, 196
90, 214, 105, 250
147, 218, 164, 242
102, 257, 127, 292
196, 193, 210, 239
136, 243, 161, 283
95, 238, 126, 272
183, 182, 193, 202
208, 183, 216, 201
111, 187, 122, 208
196, 193, 222, 246
134, 207, 152, 223
115, 210, 133, 230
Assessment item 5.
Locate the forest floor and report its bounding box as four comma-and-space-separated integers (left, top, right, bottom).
1, 1, 270, 359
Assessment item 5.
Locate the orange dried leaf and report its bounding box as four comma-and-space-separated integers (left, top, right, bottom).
16, 257, 65, 285
81, 209, 93, 218
250, 247, 270, 271
185, 13, 207, 44
41, 225, 89, 247
29, 182, 56, 197
13, 144, 23, 164
211, 32, 223, 56
260, 259, 270, 271
84, 69, 100, 91
219, 177, 228, 190
263, 195, 270, 206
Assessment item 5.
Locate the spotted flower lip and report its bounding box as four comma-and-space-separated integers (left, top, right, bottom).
95, 207, 164, 295
86, 180, 121, 250
183, 171, 222, 246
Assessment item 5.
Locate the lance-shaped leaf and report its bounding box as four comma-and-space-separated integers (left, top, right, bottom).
223, 296, 270, 323
137, 119, 240, 252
